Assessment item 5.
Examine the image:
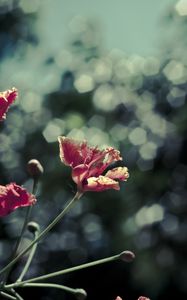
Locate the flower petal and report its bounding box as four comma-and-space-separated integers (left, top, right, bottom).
87, 147, 123, 177
58, 136, 89, 167
105, 167, 129, 181
72, 164, 89, 189
0, 87, 18, 121
58, 136, 128, 193
0, 183, 36, 217
137, 297, 150, 300
83, 175, 120, 192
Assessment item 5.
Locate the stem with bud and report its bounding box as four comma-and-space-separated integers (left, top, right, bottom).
5, 251, 135, 288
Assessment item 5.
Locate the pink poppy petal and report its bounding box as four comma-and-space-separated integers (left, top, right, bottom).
72, 164, 89, 190
105, 167, 129, 181
87, 147, 123, 176
105, 147, 122, 162
58, 136, 129, 193
0, 88, 18, 121
58, 136, 88, 167
0, 183, 36, 217
138, 297, 150, 300
83, 175, 120, 192
115, 297, 123, 300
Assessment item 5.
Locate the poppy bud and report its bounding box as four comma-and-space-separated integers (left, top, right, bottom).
27, 221, 40, 234
27, 159, 44, 178
119, 250, 135, 262
75, 289, 87, 300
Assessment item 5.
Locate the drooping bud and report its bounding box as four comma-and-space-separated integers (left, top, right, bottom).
27, 159, 44, 178
75, 289, 87, 300
27, 221, 40, 234
119, 250, 135, 262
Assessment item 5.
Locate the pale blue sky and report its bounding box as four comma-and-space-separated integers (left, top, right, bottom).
37, 0, 176, 56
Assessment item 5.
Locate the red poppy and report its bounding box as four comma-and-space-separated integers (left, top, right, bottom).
0, 183, 36, 217
0, 87, 18, 121
58, 136, 129, 193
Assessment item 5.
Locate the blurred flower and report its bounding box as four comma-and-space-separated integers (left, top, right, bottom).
115, 297, 150, 300
58, 136, 129, 193
0, 87, 18, 121
0, 183, 36, 217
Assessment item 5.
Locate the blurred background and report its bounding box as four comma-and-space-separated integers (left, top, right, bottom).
0, 0, 187, 299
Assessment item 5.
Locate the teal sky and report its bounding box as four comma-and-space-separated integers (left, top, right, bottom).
37, 0, 176, 56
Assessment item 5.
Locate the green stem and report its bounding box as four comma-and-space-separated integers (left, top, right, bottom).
17, 230, 39, 282
6, 252, 120, 288
1, 178, 38, 284
10, 289, 24, 300
0, 291, 16, 300
0, 192, 81, 277
32, 178, 38, 196
2, 207, 32, 284
21, 282, 81, 295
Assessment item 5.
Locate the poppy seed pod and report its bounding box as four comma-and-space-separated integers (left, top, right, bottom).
27, 159, 44, 178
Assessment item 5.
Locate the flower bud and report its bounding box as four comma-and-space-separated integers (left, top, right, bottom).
119, 250, 135, 262
75, 289, 87, 300
27, 221, 40, 234
27, 159, 44, 178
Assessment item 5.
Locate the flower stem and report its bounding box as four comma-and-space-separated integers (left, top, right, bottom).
6, 252, 120, 288
16, 228, 40, 282
21, 282, 83, 295
0, 192, 82, 277
0, 291, 16, 300
10, 289, 24, 300
1, 179, 38, 284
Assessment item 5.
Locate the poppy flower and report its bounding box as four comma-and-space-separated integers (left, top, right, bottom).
0, 87, 18, 121
0, 183, 36, 217
58, 136, 129, 193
